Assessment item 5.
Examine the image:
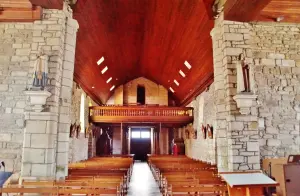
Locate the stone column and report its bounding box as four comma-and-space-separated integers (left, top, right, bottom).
20, 3, 79, 179
56, 15, 79, 178
211, 13, 260, 171
21, 112, 58, 178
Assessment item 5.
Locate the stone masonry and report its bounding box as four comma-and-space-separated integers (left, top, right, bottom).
186, 13, 300, 171
0, 2, 79, 179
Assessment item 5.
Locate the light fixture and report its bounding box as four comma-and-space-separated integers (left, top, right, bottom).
92, 86, 95, 89
184, 60, 192, 69
174, 79, 179, 86
276, 16, 284, 22
179, 70, 186, 78
110, 85, 115, 91
106, 77, 112, 83
97, 56, 104, 65
101, 66, 108, 74
169, 87, 175, 93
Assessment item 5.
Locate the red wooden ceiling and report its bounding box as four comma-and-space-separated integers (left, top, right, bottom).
72, 0, 214, 106
224, 0, 300, 23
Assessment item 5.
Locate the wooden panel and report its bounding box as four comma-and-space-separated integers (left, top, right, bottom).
0, 6, 42, 22
224, 0, 272, 22
73, 0, 214, 105
0, 0, 32, 8
29, 0, 63, 9
260, 0, 300, 23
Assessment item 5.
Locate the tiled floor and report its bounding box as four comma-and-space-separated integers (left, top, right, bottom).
127, 161, 161, 196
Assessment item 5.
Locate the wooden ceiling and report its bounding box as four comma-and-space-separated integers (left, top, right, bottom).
4, 0, 300, 105
72, 0, 214, 106
224, 0, 300, 23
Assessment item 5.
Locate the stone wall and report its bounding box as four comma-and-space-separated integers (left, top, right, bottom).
186, 14, 300, 171
0, 22, 32, 172
112, 127, 122, 154
106, 77, 168, 105
68, 82, 98, 163
185, 83, 216, 164
251, 23, 300, 159
0, 5, 79, 175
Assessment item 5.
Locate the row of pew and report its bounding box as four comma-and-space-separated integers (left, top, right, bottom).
148, 155, 227, 196
0, 156, 133, 195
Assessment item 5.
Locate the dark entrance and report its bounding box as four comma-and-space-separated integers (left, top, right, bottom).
137, 85, 145, 105
130, 128, 151, 161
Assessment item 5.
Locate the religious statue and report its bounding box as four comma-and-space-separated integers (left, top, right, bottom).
202, 124, 207, 139
32, 51, 49, 90
237, 53, 251, 93
207, 124, 213, 139
69, 123, 76, 138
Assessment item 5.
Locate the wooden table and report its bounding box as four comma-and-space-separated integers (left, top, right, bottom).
220, 172, 279, 196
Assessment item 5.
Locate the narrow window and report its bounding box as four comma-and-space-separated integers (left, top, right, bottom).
137, 85, 145, 105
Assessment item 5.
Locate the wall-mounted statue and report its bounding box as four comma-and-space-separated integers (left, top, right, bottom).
207, 124, 213, 139
69, 123, 76, 138
237, 53, 251, 93
32, 52, 49, 90
202, 124, 207, 139
76, 124, 81, 138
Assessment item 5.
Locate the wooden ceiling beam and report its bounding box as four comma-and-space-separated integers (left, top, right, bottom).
0, 6, 42, 22
224, 0, 272, 22
29, 0, 63, 9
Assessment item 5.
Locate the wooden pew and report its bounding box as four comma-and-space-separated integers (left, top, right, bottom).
148, 155, 227, 196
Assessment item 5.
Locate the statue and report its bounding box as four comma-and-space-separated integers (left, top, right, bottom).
32, 51, 48, 90
237, 53, 250, 93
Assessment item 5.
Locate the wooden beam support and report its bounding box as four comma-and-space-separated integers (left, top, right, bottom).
29, 0, 63, 9
224, 0, 272, 22
0, 6, 42, 22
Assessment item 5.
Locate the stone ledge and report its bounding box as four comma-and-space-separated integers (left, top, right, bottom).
25, 112, 58, 121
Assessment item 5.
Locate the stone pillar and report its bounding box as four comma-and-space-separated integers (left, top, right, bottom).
211, 14, 260, 171
56, 13, 79, 179
20, 4, 79, 179
21, 112, 58, 178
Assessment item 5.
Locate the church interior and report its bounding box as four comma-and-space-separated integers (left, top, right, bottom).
0, 0, 300, 195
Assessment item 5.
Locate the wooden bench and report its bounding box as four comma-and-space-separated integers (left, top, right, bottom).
148, 155, 227, 196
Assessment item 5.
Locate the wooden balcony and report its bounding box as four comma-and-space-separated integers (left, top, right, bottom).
89, 105, 193, 124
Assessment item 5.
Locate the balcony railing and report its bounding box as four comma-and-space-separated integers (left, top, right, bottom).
89, 105, 193, 124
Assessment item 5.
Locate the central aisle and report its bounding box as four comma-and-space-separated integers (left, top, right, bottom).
127, 162, 161, 196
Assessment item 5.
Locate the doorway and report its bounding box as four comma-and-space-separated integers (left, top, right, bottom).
137, 85, 145, 105
130, 128, 151, 161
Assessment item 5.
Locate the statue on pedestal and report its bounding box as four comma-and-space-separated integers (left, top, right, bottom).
32, 51, 48, 90
237, 53, 251, 93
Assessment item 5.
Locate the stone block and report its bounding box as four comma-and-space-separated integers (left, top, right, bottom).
232, 156, 244, 163
23, 148, 45, 163
46, 121, 58, 134
225, 48, 243, 56
31, 164, 52, 177
0, 133, 11, 142
58, 132, 69, 142
229, 122, 244, 131
46, 38, 60, 46
268, 53, 285, 59
224, 33, 243, 41
247, 142, 259, 151
57, 141, 69, 153
44, 148, 55, 164
26, 121, 47, 133
21, 163, 32, 177
16, 48, 31, 56
0, 84, 9, 92
261, 59, 275, 66
282, 60, 296, 67
31, 134, 54, 148
267, 139, 281, 146
56, 152, 68, 165
248, 156, 259, 164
